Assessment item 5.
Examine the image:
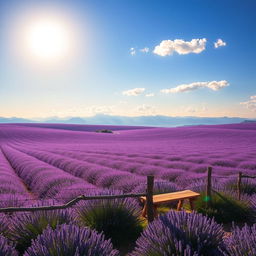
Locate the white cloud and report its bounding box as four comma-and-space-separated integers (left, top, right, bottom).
136, 104, 156, 115
145, 93, 154, 97
130, 47, 136, 56
49, 105, 115, 117
140, 47, 149, 53
118, 100, 127, 104
240, 95, 256, 112
122, 88, 145, 96
183, 105, 208, 113
185, 106, 196, 113
153, 38, 207, 56
161, 80, 229, 94
85, 105, 114, 115
214, 39, 226, 48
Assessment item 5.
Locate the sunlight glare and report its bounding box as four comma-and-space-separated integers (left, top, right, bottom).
25, 18, 70, 60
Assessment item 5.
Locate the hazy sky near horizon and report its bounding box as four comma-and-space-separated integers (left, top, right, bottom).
0, 0, 255, 118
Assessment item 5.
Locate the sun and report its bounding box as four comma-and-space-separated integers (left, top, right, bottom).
25, 18, 70, 60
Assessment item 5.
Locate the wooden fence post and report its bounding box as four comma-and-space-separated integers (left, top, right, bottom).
146, 175, 154, 223
206, 167, 212, 208
237, 172, 242, 200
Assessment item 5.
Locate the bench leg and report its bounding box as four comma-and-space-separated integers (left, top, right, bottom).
177, 200, 184, 211
189, 198, 195, 211
141, 204, 147, 218
142, 204, 158, 218
153, 204, 158, 217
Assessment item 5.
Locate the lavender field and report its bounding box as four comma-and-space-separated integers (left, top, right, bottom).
0, 123, 256, 255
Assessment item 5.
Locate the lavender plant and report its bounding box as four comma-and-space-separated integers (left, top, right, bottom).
131, 211, 226, 256
224, 224, 256, 256
0, 235, 18, 256
0, 214, 10, 237
24, 224, 119, 256
77, 190, 143, 248
223, 177, 256, 195
0, 194, 30, 209
133, 180, 178, 195
10, 201, 74, 254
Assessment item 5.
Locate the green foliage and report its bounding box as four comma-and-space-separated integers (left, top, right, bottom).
195, 192, 254, 224
77, 199, 143, 249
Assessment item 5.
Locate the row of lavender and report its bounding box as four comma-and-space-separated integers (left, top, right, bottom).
9, 144, 256, 197
7, 138, 256, 223
14, 146, 180, 193
0, 146, 96, 204
1, 123, 256, 187
17, 140, 256, 177
0, 145, 117, 255
0, 145, 255, 256
0, 149, 34, 208
1, 136, 255, 213
1, 142, 255, 204
0, 141, 137, 255
0, 144, 175, 204
55, 148, 256, 172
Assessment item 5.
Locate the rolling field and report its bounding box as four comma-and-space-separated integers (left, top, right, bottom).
1, 123, 256, 200
0, 123, 256, 255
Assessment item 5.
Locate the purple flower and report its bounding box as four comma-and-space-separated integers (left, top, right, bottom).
131, 211, 226, 256
133, 180, 179, 194
0, 235, 18, 256
0, 214, 10, 237
224, 224, 256, 256
10, 200, 75, 253
24, 224, 119, 256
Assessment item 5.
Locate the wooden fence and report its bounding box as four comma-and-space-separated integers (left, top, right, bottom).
206, 166, 212, 208
0, 167, 253, 220
0, 176, 155, 223
237, 172, 256, 200
206, 168, 256, 202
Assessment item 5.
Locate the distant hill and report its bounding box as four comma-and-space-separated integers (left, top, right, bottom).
242, 120, 256, 123
0, 117, 33, 123
0, 114, 255, 127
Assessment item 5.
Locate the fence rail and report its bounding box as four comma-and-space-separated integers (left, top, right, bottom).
0, 193, 146, 213
206, 169, 256, 201
0, 176, 155, 223
0, 167, 253, 218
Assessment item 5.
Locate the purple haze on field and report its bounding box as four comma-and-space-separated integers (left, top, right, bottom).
0, 123, 255, 199
0, 123, 255, 253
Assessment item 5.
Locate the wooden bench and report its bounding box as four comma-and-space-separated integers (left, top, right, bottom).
140, 190, 200, 218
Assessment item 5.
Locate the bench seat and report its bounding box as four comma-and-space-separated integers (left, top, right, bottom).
140, 190, 200, 218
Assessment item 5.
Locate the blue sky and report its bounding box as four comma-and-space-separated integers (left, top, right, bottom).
0, 0, 255, 118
